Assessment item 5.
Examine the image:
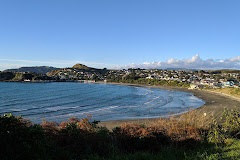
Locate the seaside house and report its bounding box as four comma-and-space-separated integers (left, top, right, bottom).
189, 84, 199, 89
24, 79, 31, 82
222, 81, 234, 88
146, 75, 154, 79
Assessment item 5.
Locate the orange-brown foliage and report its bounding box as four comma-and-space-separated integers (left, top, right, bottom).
41, 120, 58, 135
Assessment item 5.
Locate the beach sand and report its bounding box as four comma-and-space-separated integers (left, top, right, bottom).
97, 82, 240, 130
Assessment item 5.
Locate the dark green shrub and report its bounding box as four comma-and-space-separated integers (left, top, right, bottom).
0, 113, 72, 160
207, 120, 226, 145
222, 107, 240, 138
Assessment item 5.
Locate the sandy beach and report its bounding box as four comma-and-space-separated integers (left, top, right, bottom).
98, 82, 240, 129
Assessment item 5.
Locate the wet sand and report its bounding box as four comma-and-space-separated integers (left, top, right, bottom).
98, 82, 240, 130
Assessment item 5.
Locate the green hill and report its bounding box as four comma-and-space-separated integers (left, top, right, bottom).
47, 64, 108, 78
72, 63, 92, 70
5, 66, 60, 74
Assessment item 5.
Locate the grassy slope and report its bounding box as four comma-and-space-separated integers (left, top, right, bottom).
205, 88, 240, 99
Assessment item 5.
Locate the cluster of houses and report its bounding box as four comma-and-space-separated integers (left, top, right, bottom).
26, 66, 240, 89
107, 69, 240, 89
48, 68, 106, 81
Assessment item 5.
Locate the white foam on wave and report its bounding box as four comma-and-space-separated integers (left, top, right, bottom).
43, 105, 120, 120
12, 108, 28, 112
46, 106, 78, 111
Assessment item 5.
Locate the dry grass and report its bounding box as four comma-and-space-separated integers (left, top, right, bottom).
98, 107, 217, 147
206, 88, 240, 99
113, 108, 215, 142
41, 114, 102, 134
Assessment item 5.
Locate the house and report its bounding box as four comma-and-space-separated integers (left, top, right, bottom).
189, 84, 199, 89
222, 81, 234, 88
24, 79, 31, 82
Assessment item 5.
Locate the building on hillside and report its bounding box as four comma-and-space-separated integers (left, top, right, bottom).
189, 84, 199, 89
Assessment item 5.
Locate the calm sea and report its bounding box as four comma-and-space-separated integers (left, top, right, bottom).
0, 82, 205, 123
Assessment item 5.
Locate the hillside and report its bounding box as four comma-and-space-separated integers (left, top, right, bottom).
5, 66, 60, 74
72, 63, 92, 70
46, 64, 108, 79
209, 69, 240, 74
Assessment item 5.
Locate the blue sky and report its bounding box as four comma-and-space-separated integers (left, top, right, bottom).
0, 0, 240, 70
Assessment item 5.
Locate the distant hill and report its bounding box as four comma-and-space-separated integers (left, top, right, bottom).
209, 69, 240, 74
5, 66, 60, 74
71, 63, 107, 72
47, 64, 108, 77
72, 64, 92, 70
165, 68, 198, 71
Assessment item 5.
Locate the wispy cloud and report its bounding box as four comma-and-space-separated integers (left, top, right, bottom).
115, 54, 240, 70
0, 59, 80, 65
0, 63, 24, 71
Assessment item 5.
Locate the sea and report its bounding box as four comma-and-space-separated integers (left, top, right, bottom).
0, 82, 205, 123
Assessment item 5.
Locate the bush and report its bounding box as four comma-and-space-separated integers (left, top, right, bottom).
3, 110, 240, 159
0, 113, 68, 160
207, 120, 226, 145
222, 107, 240, 138
42, 116, 113, 159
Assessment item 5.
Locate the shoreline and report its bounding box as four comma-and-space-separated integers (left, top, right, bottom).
97, 82, 240, 129
1, 81, 239, 128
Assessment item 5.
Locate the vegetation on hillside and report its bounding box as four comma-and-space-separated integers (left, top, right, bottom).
46, 64, 108, 80
5, 66, 59, 74
1, 107, 240, 160
209, 69, 240, 74
46, 69, 61, 77
0, 72, 15, 81
72, 63, 92, 70
0, 71, 54, 82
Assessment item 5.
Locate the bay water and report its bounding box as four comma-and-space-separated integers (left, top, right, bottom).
0, 82, 205, 123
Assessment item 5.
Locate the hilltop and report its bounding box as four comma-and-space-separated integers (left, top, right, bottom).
46, 64, 108, 80
5, 66, 59, 74
72, 63, 92, 70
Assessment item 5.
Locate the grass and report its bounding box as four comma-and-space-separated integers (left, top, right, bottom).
87, 139, 240, 160
1, 107, 240, 160
205, 88, 240, 99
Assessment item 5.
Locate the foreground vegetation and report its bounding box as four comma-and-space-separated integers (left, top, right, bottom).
1, 108, 240, 160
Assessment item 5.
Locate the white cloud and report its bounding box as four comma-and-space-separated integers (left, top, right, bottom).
185, 54, 201, 63
116, 54, 240, 70
167, 58, 180, 64
228, 57, 240, 62
0, 63, 24, 71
